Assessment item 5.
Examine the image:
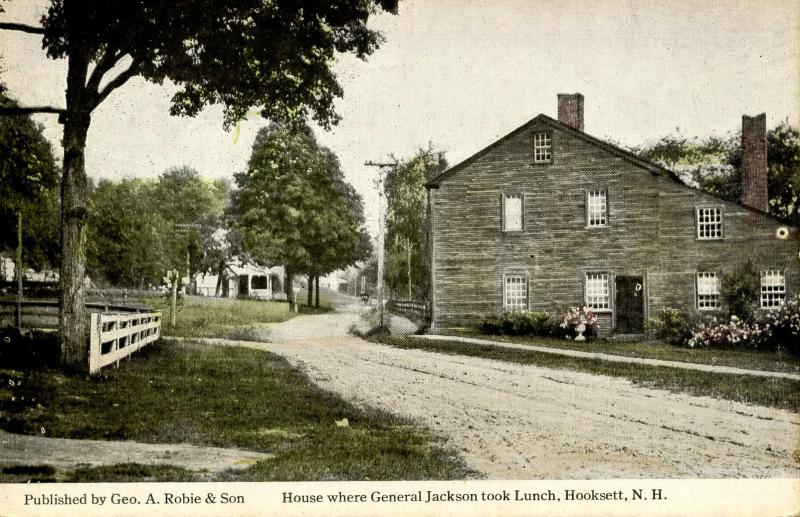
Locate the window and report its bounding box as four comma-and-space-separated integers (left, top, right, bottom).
251, 275, 269, 290
502, 193, 523, 231
696, 272, 721, 310
587, 190, 608, 227
533, 132, 552, 163
504, 275, 528, 311
585, 273, 610, 310
761, 270, 786, 308
696, 207, 723, 240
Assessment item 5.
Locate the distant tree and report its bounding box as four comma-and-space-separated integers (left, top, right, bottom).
384, 146, 447, 299
0, 88, 60, 290
231, 124, 365, 307
0, 0, 398, 369
86, 179, 171, 287
632, 120, 800, 225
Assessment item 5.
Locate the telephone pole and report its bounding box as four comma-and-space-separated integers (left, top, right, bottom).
365, 160, 394, 329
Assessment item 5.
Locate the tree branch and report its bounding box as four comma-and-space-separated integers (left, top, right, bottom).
0, 106, 66, 116
95, 59, 142, 105
85, 47, 123, 95
0, 22, 45, 35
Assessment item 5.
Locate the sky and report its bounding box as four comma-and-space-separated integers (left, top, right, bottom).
1, 0, 798, 237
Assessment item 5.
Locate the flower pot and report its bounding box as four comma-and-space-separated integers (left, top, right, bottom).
575, 323, 586, 341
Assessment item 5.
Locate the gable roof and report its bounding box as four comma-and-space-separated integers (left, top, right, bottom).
426, 114, 796, 227
427, 114, 682, 187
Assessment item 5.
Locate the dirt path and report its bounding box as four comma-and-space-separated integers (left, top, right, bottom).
234, 306, 799, 479
0, 430, 271, 476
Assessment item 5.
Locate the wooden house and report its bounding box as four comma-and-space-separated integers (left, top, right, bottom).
426, 94, 799, 336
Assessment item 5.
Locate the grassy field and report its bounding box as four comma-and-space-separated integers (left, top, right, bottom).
141, 295, 331, 339
445, 330, 800, 374
373, 334, 800, 411
0, 340, 473, 482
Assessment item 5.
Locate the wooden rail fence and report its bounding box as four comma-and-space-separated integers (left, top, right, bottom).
89, 311, 161, 373
388, 298, 430, 321
0, 300, 161, 374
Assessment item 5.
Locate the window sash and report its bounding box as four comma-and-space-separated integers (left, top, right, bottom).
585, 273, 610, 310
587, 190, 608, 227
760, 270, 786, 308
503, 193, 523, 231
696, 207, 723, 240
533, 132, 552, 163
504, 275, 528, 311
696, 272, 720, 310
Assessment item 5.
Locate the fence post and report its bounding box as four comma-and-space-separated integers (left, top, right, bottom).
89, 313, 101, 374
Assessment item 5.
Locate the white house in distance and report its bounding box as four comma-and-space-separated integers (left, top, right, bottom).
194, 261, 286, 300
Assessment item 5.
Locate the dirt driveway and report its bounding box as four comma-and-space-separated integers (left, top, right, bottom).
238, 306, 799, 479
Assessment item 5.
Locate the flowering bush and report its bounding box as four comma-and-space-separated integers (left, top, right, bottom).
685, 297, 800, 355
558, 307, 598, 339
686, 315, 764, 349
756, 297, 800, 355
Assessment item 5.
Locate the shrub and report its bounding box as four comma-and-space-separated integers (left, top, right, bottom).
686, 316, 764, 349
721, 260, 759, 320
557, 307, 598, 339
756, 297, 800, 355
478, 311, 554, 337
646, 308, 694, 346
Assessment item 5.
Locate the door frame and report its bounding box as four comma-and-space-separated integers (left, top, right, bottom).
613, 274, 646, 334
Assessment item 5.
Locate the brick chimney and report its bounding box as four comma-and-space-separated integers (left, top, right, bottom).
557, 93, 584, 131
740, 113, 768, 212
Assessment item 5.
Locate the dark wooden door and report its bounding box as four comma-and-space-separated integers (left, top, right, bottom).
615, 276, 644, 333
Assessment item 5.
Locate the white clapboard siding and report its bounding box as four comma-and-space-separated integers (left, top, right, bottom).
89, 311, 162, 373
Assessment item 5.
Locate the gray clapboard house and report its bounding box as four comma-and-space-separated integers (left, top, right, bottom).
426, 94, 799, 336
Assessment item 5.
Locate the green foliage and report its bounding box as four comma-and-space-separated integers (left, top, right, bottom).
721, 260, 760, 320
384, 146, 447, 299
632, 121, 800, 224
231, 124, 366, 283
479, 311, 554, 337
646, 308, 694, 345
86, 169, 227, 287
38, 0, 398, 129
0, 90, 60, 269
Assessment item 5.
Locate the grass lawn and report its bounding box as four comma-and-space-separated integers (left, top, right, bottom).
141, 295, 331, 339
445, 330, 800, 375
373, 334, 800, 411
0, 340, 473, 482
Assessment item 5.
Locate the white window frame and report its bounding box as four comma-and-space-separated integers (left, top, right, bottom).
696, 272, 721, 310
696, 206, 723, 240
760, 270, 786, 308
585, 273, 610, 311
503, 274, 528, 312
502, 192, 524, 232
586, 189, 608, 227
533, 132, 552, 164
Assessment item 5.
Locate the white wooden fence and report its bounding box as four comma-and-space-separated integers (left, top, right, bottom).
89, 311, 162, 373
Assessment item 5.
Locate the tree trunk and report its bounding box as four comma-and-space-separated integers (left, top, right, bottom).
285, 266, 293, 305
307, 273, 313, 307
59, 49, 92, 371
406, 237, 413, 299
314, 273, 320, 308
214, 259, 226, 297
15, 211, 22, 328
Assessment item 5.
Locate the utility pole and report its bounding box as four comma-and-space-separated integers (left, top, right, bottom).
365, 160, 394, 329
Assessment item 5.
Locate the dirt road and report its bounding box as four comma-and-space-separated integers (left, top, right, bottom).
245, 306, 799, 479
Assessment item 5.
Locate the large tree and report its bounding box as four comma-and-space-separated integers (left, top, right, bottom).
0, 0, 397, 370
384, 146, 446, 299
231, 123, 365, 306
632, 120, 800, 225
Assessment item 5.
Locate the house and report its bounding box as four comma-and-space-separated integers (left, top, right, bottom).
426, 93, 799, 336
194, 261, 286, 300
